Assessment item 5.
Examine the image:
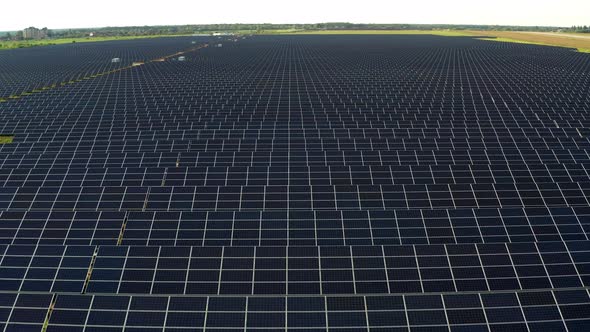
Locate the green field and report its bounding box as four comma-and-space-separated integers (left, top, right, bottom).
0, 136, 14, 144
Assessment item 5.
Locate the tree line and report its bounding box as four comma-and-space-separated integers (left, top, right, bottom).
566, 26, 590, 33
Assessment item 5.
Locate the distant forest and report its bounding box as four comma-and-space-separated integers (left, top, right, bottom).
570, 26, 590, 33
1, 23, 589, 40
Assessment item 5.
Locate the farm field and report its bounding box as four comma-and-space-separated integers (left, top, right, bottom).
0, 35, 590, 331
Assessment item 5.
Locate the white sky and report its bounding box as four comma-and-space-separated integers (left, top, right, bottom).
2, 0, 589, 31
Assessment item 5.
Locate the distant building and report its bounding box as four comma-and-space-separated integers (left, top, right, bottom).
22, 27, 48, 40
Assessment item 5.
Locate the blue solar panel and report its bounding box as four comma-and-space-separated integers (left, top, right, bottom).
1, 34, 590, 330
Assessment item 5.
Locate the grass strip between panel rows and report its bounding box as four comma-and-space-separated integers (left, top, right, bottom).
0, 135, 14, 144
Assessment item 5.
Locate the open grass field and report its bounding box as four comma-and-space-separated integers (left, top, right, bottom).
0, 135, 14, 144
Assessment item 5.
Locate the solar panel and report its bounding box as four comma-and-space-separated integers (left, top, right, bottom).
1, 241, 586, 295
1, 34, 590, 330
28, 290, 590, 331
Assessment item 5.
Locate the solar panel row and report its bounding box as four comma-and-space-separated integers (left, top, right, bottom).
4, 164, 590, 186
1, 207, 589, 246
2, 290, 589, 332
3, 150, 590, 167
0, 242, 587, 294
0, 186, 588, 214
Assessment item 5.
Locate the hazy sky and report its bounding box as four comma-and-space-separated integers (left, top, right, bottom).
2, 0, 589, 31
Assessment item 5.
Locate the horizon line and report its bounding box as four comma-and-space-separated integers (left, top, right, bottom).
1, 22, 577, 33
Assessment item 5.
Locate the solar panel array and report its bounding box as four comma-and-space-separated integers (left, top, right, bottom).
0, 34, 590, 331
0, 37, 198, 97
